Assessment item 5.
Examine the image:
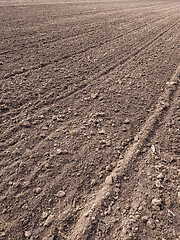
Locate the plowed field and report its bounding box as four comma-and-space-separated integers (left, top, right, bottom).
0, 0, 180, 239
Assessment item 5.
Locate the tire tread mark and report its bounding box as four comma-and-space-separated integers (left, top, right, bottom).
69, 65, 180, 240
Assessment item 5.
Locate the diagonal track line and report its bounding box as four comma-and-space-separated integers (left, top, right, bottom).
69, 64, 180, 240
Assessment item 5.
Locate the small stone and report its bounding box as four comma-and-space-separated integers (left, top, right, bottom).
105, 175, 113, 185
98, 128, 106, 134
44, 214, 54, 227
0, 232, 6, 237
24, 231, 31, 238
142, 216, 148, 222
165, 196, 172, 207
146, 218, 156, 229
138, 206, 143, 211
42, 126, 48, 130
34, 187, 42, 194
114, 188, 120, 193
157, 173, 164, 179
111, 172, 118, 181
122, 127, 127, 132
2, 208, 7, 214
178, 192, 180, 205
152, 198, 162, 206
91, 93, 99, 99
155, 180, 162, 188
107, 206, 111, 215
21, 120, 31, 128
52, 115, 57, 121
124, 118, 130, 124
42, 235, 54, 240
56, 149, 63, 155
42, 212, 48, 219
106, 165, 113, 172
121, 227, 127, 235
9, 181, 13, 185
151, 198, 162, 210
84, 212, 89, 217
56, 191, 66, 198
91, 179, 97, 186
106, 191, 111, 197
106, 139, 112, 147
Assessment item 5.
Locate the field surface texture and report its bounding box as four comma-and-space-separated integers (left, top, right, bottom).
0, 0, 180, 239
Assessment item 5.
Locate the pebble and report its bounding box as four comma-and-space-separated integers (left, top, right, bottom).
106, 139, 112, 147
56, 191, 66, 198
44, 214, 54, 227
122, 127, 127, 132
138, 206, 143, 211
98, 128, 106, 134
155, 180, 162, 188
178, 192, 180, 205
105, 175, 113, 185
146, 218, 156, 229
21, 120, 31, 128
2, 208, 7, 214
34, 187, 42, 194
52, 115, 57, 121
157, 173, 164, 179
106, 165, 113, 172
106, 191, 111, 197
124, 118, 130, 124
56, 149, 63, 155
107, 206, 111, 215
42, 212, 48, 219
142, 215, 148, 222
151, 198, 162, 210
84, 212, 89, 217
42, 236, 54, 240
42, 126, 48, 130
121, 227, 127, 235
152, 198, 162, 206
114, 188, 120, 193
91, 179, 97, 186
155, 155, 160, 160
91, 93, 99, 99
0, 232, 6, 237
24, 231, 31, 238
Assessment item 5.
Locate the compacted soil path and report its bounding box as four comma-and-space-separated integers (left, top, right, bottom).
0, 0, 180, 239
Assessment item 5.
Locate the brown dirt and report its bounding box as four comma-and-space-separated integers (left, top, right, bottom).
0, 0, 180, 239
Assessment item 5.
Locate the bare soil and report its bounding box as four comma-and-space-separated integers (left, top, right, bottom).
0, 0, 180, 239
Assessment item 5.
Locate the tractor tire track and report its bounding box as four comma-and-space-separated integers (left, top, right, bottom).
69, 64, 180, 240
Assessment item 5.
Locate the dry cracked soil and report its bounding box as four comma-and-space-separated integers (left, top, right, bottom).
0, 0, 180, 239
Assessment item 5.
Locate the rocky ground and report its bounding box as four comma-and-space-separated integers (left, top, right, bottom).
0, 0, 180, 239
